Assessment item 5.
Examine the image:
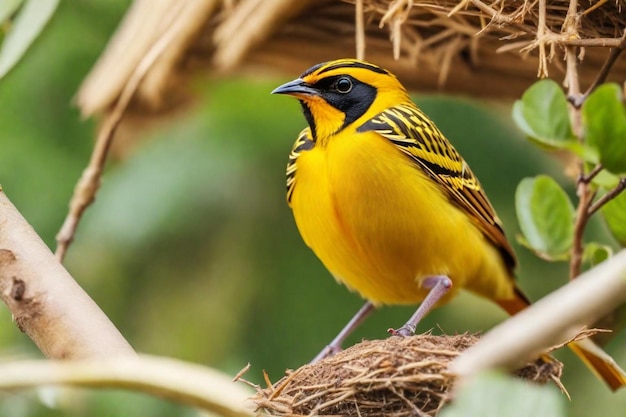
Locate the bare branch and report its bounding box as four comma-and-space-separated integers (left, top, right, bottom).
55, 4, 190, 262
580, 164, 603, 183
0, 189, 134, 359
0, 355, 254, 417
451, 249, 626, 379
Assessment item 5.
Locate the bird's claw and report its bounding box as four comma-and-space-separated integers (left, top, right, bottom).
387, 324, 415, 337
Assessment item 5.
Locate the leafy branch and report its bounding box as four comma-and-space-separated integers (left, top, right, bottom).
512, 0, 626, 337
513, 60, 626, 276
453, 0, 626, 381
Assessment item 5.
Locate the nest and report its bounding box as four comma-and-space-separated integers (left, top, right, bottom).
250, 334, 563, 417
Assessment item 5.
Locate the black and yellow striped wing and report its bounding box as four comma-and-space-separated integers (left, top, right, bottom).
286, 127, 315, 205
357, 103, 517, 270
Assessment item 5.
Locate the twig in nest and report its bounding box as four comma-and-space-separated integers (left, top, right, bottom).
54, 3, 187, 262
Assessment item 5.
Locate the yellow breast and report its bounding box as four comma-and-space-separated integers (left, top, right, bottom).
290, 129, 514, 306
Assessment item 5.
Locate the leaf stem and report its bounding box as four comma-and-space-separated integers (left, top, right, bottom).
588, 178, 626, 217
563, 0, 587, 280
580, 164, 603, 184
571, 182, 593, 279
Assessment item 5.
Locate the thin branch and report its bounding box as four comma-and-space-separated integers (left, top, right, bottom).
0, 355, 254, 417
566, 48, 589, 279
562, 0, 589, 280
54, 3, 187, 262
570, 181, 594, 279
564, 47, 581, 98
468, 0, 533, 32
588, 178, 626, 216
54, 112, 120, 263
564, 36, 625, 48
0, 190, 134, 359
580, 164, 603, 184
580, 29, 626, 105
451, 249, 626, 380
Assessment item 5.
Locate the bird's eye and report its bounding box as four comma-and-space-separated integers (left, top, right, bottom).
335, 77, 353, 93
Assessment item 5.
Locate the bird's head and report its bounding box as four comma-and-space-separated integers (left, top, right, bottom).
272, 59, 411, 143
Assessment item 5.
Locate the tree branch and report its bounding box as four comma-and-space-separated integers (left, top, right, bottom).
561, 0, 590, 280
0, 189, 134, 359
451, 249, 626, 379
0, 355, 254, 417
54, 3, 189, 262
570, 178, 594, 279
580, 164, 603, 184
588, 178, 626, 216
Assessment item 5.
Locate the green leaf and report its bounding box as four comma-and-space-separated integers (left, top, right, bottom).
593, 169, 621, 189
512, 79, 575, 147
439, 372, 565, 417
515, 175, 575, 260
0, 0, 24, 24
602, 189, 626, 247
583, 242, 612, 267
562, 141, 599, 165
583, 83, 626, 174
0, 0, 59, 79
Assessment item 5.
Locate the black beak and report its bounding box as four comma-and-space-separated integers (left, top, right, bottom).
271, 78, 319, 97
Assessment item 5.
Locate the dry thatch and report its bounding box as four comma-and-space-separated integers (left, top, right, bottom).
77, 0, 626, 117
64, 0, 626, 251
249, 334, 563, 417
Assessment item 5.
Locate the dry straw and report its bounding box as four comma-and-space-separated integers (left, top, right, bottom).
351, 0, 625, 82
66, 0, 624, 258
78, 0, 626, 117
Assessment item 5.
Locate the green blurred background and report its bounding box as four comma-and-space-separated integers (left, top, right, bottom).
1, 1, 625, 416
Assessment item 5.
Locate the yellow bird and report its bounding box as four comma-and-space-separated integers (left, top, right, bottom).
272, 58, 626, 390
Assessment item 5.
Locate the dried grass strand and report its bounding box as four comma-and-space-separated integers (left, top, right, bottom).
252, 334, 563, 417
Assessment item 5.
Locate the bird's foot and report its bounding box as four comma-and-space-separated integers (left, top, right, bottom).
387, 323, 416, 337
388, 275, 452, 338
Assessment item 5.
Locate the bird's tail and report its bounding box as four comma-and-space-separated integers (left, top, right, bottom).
496, 286, 626, 391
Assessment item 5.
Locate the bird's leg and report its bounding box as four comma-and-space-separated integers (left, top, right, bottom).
389, 275, 452, 337
310, 301, 375, 364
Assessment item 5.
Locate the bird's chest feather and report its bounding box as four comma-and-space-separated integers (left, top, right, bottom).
290, 131, 484, 304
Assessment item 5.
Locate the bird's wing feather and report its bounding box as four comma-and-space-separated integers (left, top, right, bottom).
357, 103, 517, 270
286, 127, 315, 205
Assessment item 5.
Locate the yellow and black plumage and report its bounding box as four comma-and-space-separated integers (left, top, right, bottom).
274, 58, 626, 390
